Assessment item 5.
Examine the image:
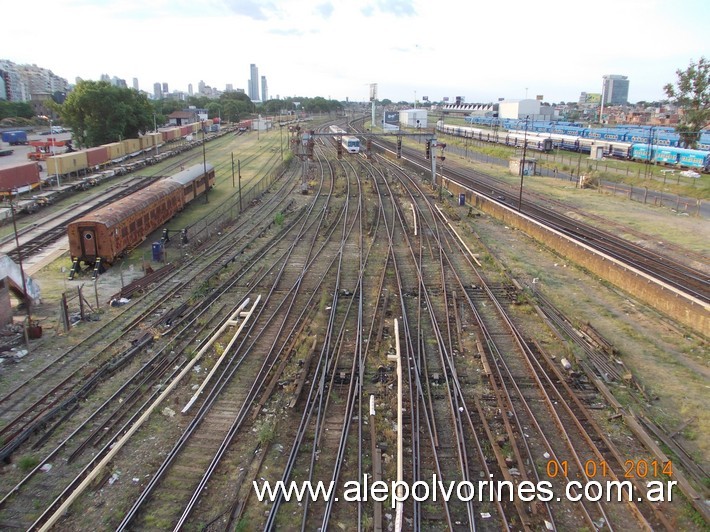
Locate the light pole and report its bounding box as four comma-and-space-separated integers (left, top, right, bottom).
201, 120, 208, 203
518, 115, 529, 212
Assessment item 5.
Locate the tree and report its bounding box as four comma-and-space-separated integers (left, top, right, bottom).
0, 101, 34, 120
60, 80, 154, 147
206, 102, 221, 120
219, 92, 254, 122
664, 57, 709, 148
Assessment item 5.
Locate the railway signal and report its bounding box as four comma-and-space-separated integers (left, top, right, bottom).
438, 142, 446, 161
425, 139, 431, 159
396, 136, 402, 158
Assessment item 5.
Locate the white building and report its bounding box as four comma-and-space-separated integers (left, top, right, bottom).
399, 109, 428, 128
498, 99, 552, 121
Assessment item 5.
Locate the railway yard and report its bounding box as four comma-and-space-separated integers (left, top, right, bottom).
0, 117, 708, 531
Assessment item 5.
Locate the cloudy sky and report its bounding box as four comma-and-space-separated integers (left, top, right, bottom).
4, 0, 708, 104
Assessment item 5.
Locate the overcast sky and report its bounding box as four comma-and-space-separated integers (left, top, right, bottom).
4, 0, 708, 104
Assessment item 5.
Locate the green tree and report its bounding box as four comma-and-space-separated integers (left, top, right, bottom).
206, 102, 221, 120
0, 101, 34, 120
663, 57, 709, 148
219, 92, 254, 122
60, 80, 154, 147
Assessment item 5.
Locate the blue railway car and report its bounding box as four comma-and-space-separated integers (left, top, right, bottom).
630, 144, 709, 170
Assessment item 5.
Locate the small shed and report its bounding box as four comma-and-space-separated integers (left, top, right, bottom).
509, 157, 537, 177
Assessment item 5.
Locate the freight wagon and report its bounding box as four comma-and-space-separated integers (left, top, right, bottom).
67, 163, 215, 276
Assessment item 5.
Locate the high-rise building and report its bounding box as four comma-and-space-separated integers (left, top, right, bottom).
111, 76, 127, 88
261, 76, 268, 102
188, 83, 193, 96
602, 75, 629, 105
226, 83, 233, 92
153, 82, 163, 100
0, 60, 22, 101
133, 78, 139, 91
249, 64, 259, 101
162, 82, 169, 95
198, 80, 206, 95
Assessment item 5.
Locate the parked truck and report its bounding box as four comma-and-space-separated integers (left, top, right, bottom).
1, 131, 29, 145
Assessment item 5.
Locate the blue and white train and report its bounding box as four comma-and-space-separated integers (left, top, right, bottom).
438, 123, 709, 172
463, 116, 710, 151
329, 125, 361, 154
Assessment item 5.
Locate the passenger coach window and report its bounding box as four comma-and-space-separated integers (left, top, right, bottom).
84, 233, 93, 240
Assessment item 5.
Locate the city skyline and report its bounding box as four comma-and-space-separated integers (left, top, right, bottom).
2, 0, 708, 104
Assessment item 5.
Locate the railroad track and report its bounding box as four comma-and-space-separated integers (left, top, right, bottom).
0, 120, 702, 531
359, 121, 709, 306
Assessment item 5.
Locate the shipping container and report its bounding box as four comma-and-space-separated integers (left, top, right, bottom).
139, 136, 150, 150
85, 146, 110, 167
46, 151, 88, 176
103, 142, 125, 161
0, 162, 40, 193
121, 138, 141, 156
160, 127, 181, 142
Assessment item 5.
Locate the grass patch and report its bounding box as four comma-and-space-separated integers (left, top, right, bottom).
17, 455, 39, 472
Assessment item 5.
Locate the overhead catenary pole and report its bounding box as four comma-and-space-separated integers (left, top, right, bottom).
202, 120, 208, 203
238, 160, 242, 212
518, 115, 529, 212
231, 152, 235, 188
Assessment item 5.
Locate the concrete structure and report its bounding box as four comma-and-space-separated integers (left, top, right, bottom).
443, 182, 708, 337
399, 109, 428, 128
0, 253, 41, 308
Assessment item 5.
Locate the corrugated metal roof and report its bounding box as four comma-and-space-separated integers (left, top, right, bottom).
168, 164, 214, 186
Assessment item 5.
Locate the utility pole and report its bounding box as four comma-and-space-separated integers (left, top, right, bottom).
518, 115, 529, 212
202, 120, 208, 203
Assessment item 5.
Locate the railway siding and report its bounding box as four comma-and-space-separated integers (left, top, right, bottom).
449, 181, 708, 337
